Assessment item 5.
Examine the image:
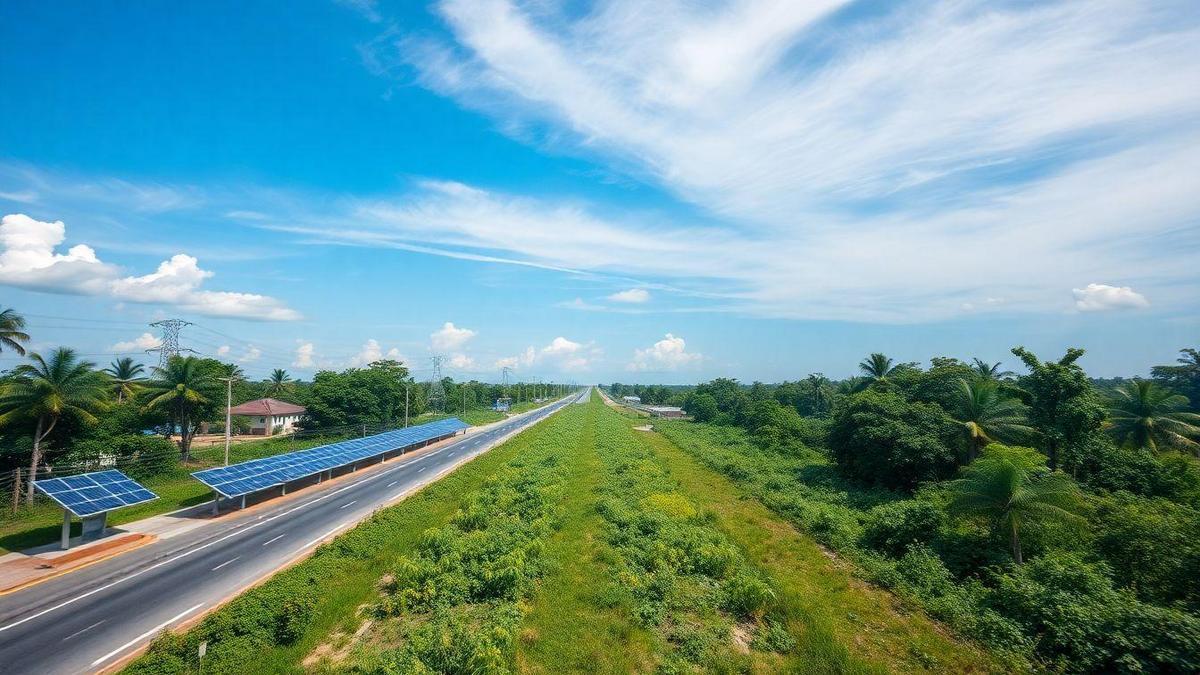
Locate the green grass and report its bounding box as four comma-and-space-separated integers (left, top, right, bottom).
123, 401, 585, 675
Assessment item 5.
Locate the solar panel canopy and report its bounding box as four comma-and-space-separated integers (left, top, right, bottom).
35, 469, 158, 517
193, 417, 470, 497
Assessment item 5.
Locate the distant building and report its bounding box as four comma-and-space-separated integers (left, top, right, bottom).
645, 405, 686, 419
228, 398, 307, 436
622, 395, 641, 404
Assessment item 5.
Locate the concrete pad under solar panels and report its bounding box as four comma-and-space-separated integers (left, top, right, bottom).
33, 470, 159, 549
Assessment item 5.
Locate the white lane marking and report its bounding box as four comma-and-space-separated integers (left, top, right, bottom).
262, 534, 286, 546
302, 525, 343, 549
386, 481, 398, 488
0, 407, 562, 635
211, 556, 241, 571
91, 603, 203, 666
339, 500, 357, 510
417, 467, 426, 473
62, 619, 105, 641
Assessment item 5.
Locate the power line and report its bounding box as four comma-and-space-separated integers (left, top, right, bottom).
147, 319, 197, 370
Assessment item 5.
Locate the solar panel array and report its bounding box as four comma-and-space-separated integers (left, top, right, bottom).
192, 417, 470, 497
34, 470, 159, 517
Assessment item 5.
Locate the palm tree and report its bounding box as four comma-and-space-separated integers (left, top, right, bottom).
971, 358, 1015, 381
0, 307, 31, 356
143, 356, 217, 462
266, 368, 293, 397
1107, 379, 1200, 454
217, 362, 244, 380
104, 357, 146, 403
950, 378, 1036, 462
0, 348, 108, 503
805, 373, 834, 415
946, 446, 1084, 564
859, 353, 904, 385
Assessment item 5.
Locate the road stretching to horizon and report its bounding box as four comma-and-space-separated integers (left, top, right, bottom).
0, 391, 587, 675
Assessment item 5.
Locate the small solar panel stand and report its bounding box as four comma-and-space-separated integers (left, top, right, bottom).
33, 469, 159, 550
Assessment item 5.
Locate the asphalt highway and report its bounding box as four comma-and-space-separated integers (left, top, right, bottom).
0, 391, 586, 674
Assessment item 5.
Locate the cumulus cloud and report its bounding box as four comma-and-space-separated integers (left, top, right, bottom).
1073, 284, 1149, 312
350, 339, 384, 366
217, 345, 231, 356
0, 213, 300, 321
628, 334, 702, 372
608, 288, 650, 303
0, 213, 114, 293
495, 346, 536, 370
237, 345, 262, 363
430, 321, 477, 351
293, 342, 316, 368
110, 332, 162, 353
539, 336, 597, 371
447, 353, 476, 370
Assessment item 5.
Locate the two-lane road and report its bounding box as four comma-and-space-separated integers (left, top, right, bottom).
0, 392, 585, 674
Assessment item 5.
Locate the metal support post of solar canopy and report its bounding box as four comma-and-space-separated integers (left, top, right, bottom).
61, 509, 70, 550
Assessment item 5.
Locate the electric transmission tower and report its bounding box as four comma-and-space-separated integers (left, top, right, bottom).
146, 319, 196, 370
427, 355, 447, 412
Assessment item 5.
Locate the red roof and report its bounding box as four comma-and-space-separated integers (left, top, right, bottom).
228, 398, 306, 416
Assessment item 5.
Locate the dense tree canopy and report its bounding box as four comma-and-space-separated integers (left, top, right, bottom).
829, 389, 959, 490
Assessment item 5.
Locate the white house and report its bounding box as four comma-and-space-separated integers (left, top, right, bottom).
228, 398, 306, 436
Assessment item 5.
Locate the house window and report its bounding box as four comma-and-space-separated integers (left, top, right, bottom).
259, 417, 266, 423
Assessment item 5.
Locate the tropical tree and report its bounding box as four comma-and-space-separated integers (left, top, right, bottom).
859, 352, 901, 384
266, 368, 293, 397
972, 358, 1015, 381
1011, 347, 1106, 471
1152, 348, 1200, 412
217, 362, 244, 380
947, 445, 1085, 564
0, 307, 31, 356
104, 357, 146, 403
0, 348, 108, 503
1107, 379, 1200, 455
950, 378, 1036, 462
142, 356, 219, 461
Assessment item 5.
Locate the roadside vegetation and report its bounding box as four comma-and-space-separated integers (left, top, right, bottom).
634, 345, 1200, 672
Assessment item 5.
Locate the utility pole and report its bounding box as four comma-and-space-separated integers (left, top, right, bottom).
147, 319, 197, 370
218, 376, 237, 466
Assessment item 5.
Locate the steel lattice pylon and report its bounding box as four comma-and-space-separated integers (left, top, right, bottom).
147, 319, 195, 370
427, 355, 446, 412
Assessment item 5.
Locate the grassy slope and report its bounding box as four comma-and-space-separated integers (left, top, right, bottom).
633, 419, 999, 673
123, 401, 581, 674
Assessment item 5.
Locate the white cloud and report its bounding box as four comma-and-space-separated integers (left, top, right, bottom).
294, 341, 315, 368
0, 213, 114, 294
539, 336, 596, 371
495, 345, 536, 370
301, 0, 1200, 322
238, 345, 262, 363
430, 321, 477, 351
628, 333, 702, 372
217, 345, 231, 356
110, 332, 162, 353
608, 288, 650, 303
1073, 283, 1149, 312
0, 213, 301, 321
350, 339, 384, 366
447, 353, 476, 370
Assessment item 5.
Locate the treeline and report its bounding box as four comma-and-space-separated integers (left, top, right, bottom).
0, 306, 564, 503
661, 347, 1200, 672
606, 382, 690, 405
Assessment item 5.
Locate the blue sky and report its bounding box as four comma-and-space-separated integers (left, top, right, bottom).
1, 0, 1197, 383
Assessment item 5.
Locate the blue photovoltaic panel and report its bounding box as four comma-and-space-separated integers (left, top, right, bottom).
192, 417, 470, 497
34, 469, 159, 517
